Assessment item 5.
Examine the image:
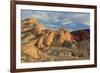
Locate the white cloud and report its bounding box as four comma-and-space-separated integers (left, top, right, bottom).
32, 11, 61, 23
45, 24, 57, 27
52, 16, 60, 22
32, 11, 49, 22
61, 19, 73, 25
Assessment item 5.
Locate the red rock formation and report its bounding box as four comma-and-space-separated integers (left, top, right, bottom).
73, 30, 89, 41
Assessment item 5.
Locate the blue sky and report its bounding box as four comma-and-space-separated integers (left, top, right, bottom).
21, 10, 90, 31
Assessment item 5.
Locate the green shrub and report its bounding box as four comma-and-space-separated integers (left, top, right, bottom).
62, 40, 72, 48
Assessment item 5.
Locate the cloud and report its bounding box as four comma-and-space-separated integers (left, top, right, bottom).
45, 23, 60, 30
31, 11, 61, 23
61, 19, 73, 25
79, 20, 89, 26
32, 11, 49, 21
53, 16, 60, 22
65, 13, 90, 25
21, 10, 90, 30
45, 24, 57, 27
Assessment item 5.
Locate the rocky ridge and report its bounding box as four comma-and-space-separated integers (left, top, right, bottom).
21, 17, 90, 63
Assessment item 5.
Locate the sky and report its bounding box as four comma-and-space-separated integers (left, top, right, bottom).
21, 9, 90, 31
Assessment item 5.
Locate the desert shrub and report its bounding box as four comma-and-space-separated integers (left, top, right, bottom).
62, 40, 72, 48
76, 42, 81, 48
48, 48, 60, 56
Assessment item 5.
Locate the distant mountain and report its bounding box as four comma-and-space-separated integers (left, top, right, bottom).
71, 29, 90, 35
62, 21, 90, 31
71, 29, 90, 41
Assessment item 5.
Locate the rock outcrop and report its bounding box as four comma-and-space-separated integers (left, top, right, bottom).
21, 17, 90, 62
